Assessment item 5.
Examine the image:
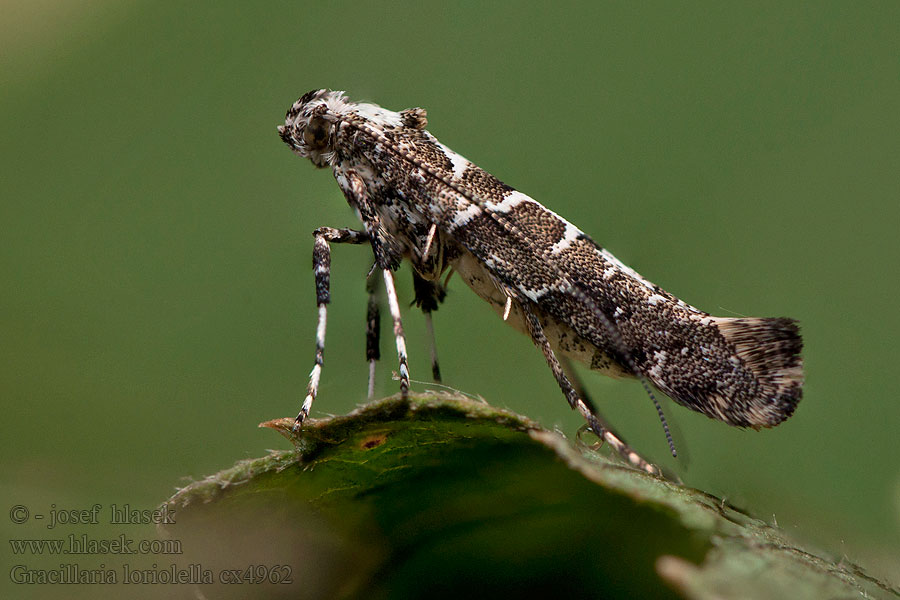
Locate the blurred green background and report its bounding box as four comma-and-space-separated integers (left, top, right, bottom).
2, 0, 898, 594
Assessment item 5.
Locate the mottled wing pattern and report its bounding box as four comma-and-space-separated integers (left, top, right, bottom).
280, 90, 802, 430
358, 121, 799, 428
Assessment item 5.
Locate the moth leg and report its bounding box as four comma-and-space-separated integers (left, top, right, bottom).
520, 302, 659, 475
412, 272, 447, 382
343, 170, 409, 397
559, 355, 618, 435
365, 273, 380, 399
382, 268, 410, 398
294, 227, 369, 430
423, 313, 440, 382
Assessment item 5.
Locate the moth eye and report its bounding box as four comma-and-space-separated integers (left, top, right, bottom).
303, 118, 330, 150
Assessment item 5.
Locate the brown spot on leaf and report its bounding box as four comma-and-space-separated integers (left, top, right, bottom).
360, 434, 388, 450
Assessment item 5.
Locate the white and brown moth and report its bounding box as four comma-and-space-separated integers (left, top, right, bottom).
278, 89, 804, 474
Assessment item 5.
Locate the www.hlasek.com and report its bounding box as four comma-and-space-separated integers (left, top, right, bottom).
10, 534, 182, 556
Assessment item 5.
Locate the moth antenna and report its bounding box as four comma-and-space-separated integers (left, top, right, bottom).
640, 378, 676, 457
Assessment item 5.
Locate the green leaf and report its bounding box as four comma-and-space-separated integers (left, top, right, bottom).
161, 393, 898, 600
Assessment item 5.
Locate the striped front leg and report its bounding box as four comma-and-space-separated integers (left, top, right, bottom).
294, 227, 369, 430
382, 268, 410, 398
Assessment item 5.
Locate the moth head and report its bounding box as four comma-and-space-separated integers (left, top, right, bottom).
278, 89, 343, 168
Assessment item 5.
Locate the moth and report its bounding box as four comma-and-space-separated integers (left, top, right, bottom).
278, 89, 804, 474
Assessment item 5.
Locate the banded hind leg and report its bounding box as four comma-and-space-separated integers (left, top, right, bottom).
519, 301, 659, 475
294, 227, 369, 430
365, 273, 380, 399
